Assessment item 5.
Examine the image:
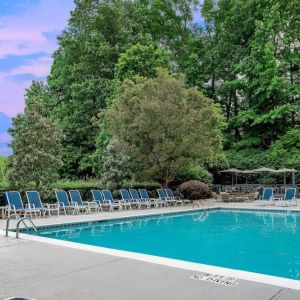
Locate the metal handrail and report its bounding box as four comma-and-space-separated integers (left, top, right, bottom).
5, 214, 20, 237
16, 217, 38, 238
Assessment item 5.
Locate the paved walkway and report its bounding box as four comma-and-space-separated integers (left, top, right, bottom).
1, 201, 300, 299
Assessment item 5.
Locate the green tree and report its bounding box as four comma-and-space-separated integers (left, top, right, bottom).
44, 0, 201, 178
106, 69, 223, 187
7, 83, 63, 196
0, 156, 8, 189
115, 43, 170, 81
100, 138, 131, 189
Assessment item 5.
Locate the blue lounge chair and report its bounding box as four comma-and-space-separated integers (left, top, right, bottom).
157, 189, 176, 206
5, 191, 41, 218
69, 190, 98, 213
119, 189, 135, 209
129, 189, 151, 208
91, 190, 113, 211
255, 188, 274, 206
26, 191, 59, 217
277, 188, 297, 207
55, 190, 84, 215
138, 189, 159, 208
164, 188, 185, 205
102, 190, 122, 211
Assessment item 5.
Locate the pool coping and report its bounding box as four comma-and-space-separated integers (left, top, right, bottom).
2, 205, 300, 291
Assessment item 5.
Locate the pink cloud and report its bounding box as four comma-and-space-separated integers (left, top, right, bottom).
0, 0, 74, 58
0, 0, 74, 117
0, 76, 31, 116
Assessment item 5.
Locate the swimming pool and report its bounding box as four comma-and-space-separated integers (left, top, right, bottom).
23, 209, 300, 280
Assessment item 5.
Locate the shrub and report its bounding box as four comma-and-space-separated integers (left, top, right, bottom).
178, 180, 213, 200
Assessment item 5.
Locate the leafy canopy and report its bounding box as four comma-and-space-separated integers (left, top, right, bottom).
7, 83, 64, 196
106, 69, 223, 187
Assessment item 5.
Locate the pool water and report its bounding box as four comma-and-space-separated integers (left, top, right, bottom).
27, 209, 300, 280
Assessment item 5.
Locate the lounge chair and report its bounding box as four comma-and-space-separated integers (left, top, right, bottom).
69, 190, 98, 213
55, 190, 86, 214
138, 189, 159, 208
164, 188, 186, 205
255, 188, 274, 206
276, 188, 297, 207
157, 189, 176, 206
129, 189, 151, 208
91, 190, 113, 211
26, 191, 59, 217
119, 189, 136, 209
5, 191, 41, 218
102, 190, 122, 211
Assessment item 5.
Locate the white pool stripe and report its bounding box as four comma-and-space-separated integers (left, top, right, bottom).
2, 229, 300, 291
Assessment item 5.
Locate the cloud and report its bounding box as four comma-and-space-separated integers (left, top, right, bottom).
0, 0, 74, 118
0, 0, 74, 59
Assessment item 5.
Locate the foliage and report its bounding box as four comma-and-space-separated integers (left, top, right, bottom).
115, 43, 171, 81
121, 180, 161, 190
185, 0, 300, 174
100, 138, 131, 190
106, 69, 223, 187
178, 180, 213, 200
175, 164, 213, 184
7, 84, 64, 197
0, 157, 8, 189
44, 0, 200, 178
53, 179, 103, 190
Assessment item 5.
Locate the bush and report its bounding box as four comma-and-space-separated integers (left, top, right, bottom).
178, 180, 213, 200
175, 165, 213, 184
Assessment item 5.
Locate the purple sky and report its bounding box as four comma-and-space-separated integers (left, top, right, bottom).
0, 0, 75, 155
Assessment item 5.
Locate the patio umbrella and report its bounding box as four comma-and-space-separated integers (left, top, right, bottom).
241, 170, 259, 184
219, 168, 243, 186
249, 167, 278, 185
277, 168, 297, 186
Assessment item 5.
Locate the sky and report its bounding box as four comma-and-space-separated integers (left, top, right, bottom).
0, 0, 75, 155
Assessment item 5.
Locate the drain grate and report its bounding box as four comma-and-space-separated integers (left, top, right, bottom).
190, 273, 238, 286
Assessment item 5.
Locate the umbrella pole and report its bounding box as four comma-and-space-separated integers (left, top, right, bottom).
292, 171, 295, 187
284, 173, 286, 185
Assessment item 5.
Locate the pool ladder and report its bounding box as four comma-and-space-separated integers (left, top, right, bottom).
5, 214, 38, 238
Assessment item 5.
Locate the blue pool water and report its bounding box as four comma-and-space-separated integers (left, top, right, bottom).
26, 209, 300, 280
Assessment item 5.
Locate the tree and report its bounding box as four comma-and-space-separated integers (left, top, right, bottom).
100, 138, 131, 189
0, 156, 8, 189
7, 83, 63, 196
115, 43, 171, 81
106, 69, 223, 187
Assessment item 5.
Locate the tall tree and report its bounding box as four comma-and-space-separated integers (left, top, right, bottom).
106, 69, 223, 187
7, 83, 63, 196
46, 0, 200, 178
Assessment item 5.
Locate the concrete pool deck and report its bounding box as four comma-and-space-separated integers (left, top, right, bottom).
1, 201, 300, 299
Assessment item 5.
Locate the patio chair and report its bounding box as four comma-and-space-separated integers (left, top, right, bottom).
212, 192, 221, 202
102, 190, 122, 211
220, 192, 231, 203
164, 188, 186, 205
276, 188, 297, 207
255, 188, 274, 206
138, 189, 160, 208
69, 190, 98, 213
55, 190, 85, 215
26, 191, 59, 217
5, 191, 41, 218
157, 189, 176, 206
91, 190, 113, 211
119, 189, 136, 209
129, 189, 151, 208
